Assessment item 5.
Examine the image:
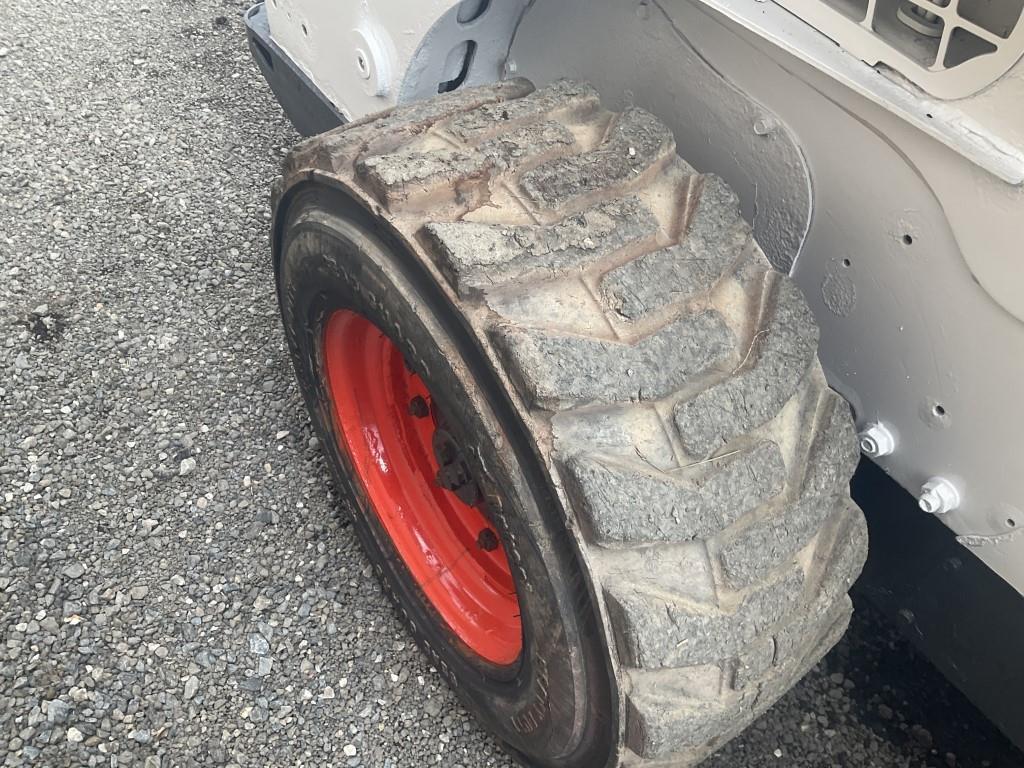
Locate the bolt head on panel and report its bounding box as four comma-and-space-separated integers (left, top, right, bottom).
858, 423, 896, 457
919, 477, 961, 515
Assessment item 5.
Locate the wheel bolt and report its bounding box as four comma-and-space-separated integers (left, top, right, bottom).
477, 528, 499, 552
408, 395, 430, 418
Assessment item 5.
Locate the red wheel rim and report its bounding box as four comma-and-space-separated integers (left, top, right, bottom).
322, 310, 523, 666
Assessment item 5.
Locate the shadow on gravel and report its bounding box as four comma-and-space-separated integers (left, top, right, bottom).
839, 595, 1024, 768
706, 589, 1024, 768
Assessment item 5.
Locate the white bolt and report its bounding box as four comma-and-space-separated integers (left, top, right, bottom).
503, 58, 518, 77
858, 423, 896, 458
918, 477, 960, 515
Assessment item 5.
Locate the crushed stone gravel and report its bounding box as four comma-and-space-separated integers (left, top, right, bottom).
0, 1, 1022, 767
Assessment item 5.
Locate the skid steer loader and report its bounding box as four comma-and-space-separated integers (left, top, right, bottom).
243, 0, 1024, 764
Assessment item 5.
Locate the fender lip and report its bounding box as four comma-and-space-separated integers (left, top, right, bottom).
244, 2, 345, 137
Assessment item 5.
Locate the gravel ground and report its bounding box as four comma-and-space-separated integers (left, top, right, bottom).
1, 2, 1022, 767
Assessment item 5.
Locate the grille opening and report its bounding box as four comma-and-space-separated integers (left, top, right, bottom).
457, 0, 491, 24
438, 40, 477, 93
958, 0, 1023, 37
945, 26, 999, 65
825, 0, 871, 22
874, 0, 944, 66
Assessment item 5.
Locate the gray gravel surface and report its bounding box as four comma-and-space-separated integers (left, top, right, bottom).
1, 2, 1022, 767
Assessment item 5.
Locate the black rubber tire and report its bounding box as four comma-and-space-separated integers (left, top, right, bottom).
273, 79, 868, 767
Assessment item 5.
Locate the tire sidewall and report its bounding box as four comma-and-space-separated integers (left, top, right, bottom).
275, 186, 615, 767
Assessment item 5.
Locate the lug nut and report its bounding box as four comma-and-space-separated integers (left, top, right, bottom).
858, 423, 896, 457
919, 477, 960, 515
408, 395, 430, 418
477, 528, 499, 552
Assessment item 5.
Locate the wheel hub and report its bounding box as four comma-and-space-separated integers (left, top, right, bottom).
432, 425, 483, 507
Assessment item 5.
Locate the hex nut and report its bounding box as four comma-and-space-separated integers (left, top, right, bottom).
919, 477, 961, 515
858, 423, 896, 457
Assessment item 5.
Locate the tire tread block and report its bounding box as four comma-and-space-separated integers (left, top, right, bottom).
520, 108, 675, 208
602, 176, 749, 320
716, 395, 860, 590
425, 197, 659, 296
284, 78, 536, 176
492, 310, 734, 409
443, 79, 601, 143
626, 597, 852, 758
564, 441, 785, 545
604, 566, 804, 669
357, 120, 577, 206
673, 279, 819, 457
